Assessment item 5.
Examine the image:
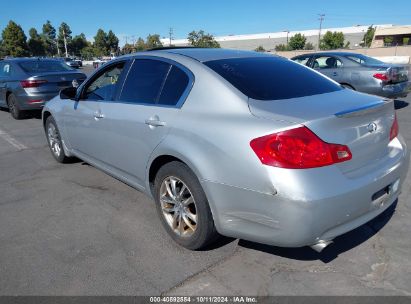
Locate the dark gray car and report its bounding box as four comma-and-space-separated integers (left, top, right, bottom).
0, 58, 86, 119
291, 52, 410, 98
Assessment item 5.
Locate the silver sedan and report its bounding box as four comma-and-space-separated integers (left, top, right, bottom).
291, 52, 410, 99
42, 48, 409, 251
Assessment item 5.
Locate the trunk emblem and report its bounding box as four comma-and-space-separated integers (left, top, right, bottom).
367, 122, 378, 133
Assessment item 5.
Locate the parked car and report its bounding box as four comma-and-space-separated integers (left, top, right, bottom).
291, 52, 410, 99
0, 58, 86, 119
74, 58, 83, 67
42, 48, 409, 251
62, 57, 80, 69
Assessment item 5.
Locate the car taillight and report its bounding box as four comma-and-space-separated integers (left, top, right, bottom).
20, 79, 48, 88
373, 73, 389, 81
250, 126, 352, 169
390, 113, 399, 141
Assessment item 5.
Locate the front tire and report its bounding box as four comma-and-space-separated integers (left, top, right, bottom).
8, 94, 25, 120
45, 116, 71, 163
154, 161, 219, 250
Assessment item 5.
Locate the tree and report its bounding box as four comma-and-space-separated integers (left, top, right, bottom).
146, 34, 163, 49
107, 30, 119, 55
275, 44, 290, 51
58, 22, 72, 57
383, 36, 394, 46
288, 33, 306, 50
187, 30, 220, 48
1, 20, 29, 57
41, 20, 57, 56
320, 31, 345, 50
70, 33, 88, 57
361, 26, 375, 48
80, 44, 96, 60
28, 28, 46, 56
94, 29, 108, 56
135, 37, 146, 51
304, 42, 314, 50
254, 45, 266, 52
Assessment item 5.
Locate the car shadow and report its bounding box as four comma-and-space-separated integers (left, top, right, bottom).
238, 200, 397, 263
0, 108, 42, 120
394, 99, 409, 110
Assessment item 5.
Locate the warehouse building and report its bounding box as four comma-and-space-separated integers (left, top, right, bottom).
371, 25, 411, 48
162, 24, 393, 51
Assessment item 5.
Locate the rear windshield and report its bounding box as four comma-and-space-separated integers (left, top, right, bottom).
344, 54, 384, 66
204, 57, 342, 100
19, 60, 74, 73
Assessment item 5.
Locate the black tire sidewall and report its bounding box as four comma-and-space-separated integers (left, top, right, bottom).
154, 161, 217, 250
8, 94, 23, 120
45, 116, 68, 163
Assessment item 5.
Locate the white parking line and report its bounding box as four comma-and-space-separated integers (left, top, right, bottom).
0, 128, 28, 151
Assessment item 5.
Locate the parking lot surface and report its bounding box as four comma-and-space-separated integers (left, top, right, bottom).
0, 84, 410, 295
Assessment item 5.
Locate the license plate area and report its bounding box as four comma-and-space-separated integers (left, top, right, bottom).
371, 179, 400, 209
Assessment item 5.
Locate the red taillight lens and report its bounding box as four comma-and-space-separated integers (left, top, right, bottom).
390, 113, 399, 141
20, 79, 48, 88
250, 126, 352, 169
373, 73, 389, 81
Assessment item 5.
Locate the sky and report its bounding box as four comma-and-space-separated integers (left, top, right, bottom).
1, 0, 411, 46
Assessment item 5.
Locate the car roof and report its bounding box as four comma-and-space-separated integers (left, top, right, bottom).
3, 57, 62, 62
293, 52, 365, 58
116, 47, 275, 63
159, 48, 274, 62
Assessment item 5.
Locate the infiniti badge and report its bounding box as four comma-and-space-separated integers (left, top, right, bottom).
367, 122, 378, 133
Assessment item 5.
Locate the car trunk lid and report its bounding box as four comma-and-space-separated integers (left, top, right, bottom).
25, 72, 86, 93
248, 90, 395, 174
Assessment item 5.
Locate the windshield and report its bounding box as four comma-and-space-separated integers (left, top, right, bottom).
19, 60, 75, 73
345, 54, 384, 66
204, 57, 342, 100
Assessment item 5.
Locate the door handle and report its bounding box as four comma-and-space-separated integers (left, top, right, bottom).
145, 116, 166, 127
93, 111, 105, 119
333, 72, 338, 76
145, 119, 166, 127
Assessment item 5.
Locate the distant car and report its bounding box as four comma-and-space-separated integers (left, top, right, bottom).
291, 52, 410, 98
63, 57, 80, 68
0, 58, 86, 119
74, 58, 83, 67
42, 48, 408, 251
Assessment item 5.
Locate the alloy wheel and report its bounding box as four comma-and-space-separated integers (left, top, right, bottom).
159, 176, 198, 237
47, 123, 62, 157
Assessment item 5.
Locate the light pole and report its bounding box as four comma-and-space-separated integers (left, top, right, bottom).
169, 28, 174, 46
318, 14, 325, 50
284, 30, 290, 45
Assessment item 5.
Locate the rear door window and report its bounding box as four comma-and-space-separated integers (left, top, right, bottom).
204, 56, 341, 100
120, 59, 171, 104
158, 66, 190, 106
312, 56, 343, 69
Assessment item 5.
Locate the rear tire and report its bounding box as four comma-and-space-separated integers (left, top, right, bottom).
8, 94, 25, 120
45, 116, 71, 163
154, 161, 219, 250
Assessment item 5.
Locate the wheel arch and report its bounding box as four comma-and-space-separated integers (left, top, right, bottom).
42, 110, 52, 130
340, 82, 356, 90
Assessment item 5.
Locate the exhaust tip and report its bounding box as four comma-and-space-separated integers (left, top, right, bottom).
310, 240, 333, 253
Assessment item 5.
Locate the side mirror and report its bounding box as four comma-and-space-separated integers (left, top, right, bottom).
60, 87, 77, 100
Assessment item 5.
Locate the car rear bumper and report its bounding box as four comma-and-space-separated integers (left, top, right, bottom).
381, 81, 411, 98
16, 92, 59, 110
202, 135, 409, 248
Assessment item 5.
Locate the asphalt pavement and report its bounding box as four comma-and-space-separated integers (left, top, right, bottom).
0, 82, 410, 295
